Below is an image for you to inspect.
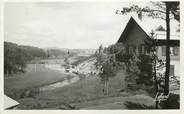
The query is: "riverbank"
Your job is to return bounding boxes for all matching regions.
[18,69,128,109]
[4,64,69,99]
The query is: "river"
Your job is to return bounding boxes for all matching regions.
[39,64,80,91]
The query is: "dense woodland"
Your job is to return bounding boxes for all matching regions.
[4,42,47,75]
[4,41,90,76]
[4,42,76,76]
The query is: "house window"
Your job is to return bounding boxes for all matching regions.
[162,46,166,56]
[126,45,136,54]
[130,46,136,54]
[138,44,145,54]
[170,65,175,76]
[173,47,179,56]
[170,47,174,56]
[142,45,145,54]
[146,47,151,54]
[162,46,179,56]
[129,46,133,54]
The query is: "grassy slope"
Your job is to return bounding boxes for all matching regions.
[4,64,67,99]
[75,94,154,109]
[12,69,126,109]
[21,70,127,109]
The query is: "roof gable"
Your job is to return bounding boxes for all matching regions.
[117,16,180,44]
[117,17,151,43]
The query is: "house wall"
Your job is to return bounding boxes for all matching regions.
[170,60,180,77]
[157,46,180,76]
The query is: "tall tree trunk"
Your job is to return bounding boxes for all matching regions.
[153,43,158,93]
[164,3,170,95]
[153,54,158,109]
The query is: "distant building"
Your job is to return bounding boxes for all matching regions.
[116,17,180,77]
[4,95,19,109]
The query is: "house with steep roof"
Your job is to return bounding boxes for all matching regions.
[116,17,180,77]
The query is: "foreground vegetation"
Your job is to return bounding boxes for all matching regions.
[5,65,155,109]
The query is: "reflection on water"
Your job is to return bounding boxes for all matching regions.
[40,76,80,91]
[39,64,80,91]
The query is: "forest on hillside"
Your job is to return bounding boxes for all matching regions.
[4,41,92,76]
[4,42,48,75]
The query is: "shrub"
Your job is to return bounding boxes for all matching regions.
[159,93,180,109]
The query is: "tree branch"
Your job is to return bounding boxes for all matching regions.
[151,9,166,14]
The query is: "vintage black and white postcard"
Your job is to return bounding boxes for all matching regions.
[0,0,183,113]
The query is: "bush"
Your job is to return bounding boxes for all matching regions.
[124,101,155,109]
[159,93,180,109]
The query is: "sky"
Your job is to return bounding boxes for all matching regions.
[4,2,179,49]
